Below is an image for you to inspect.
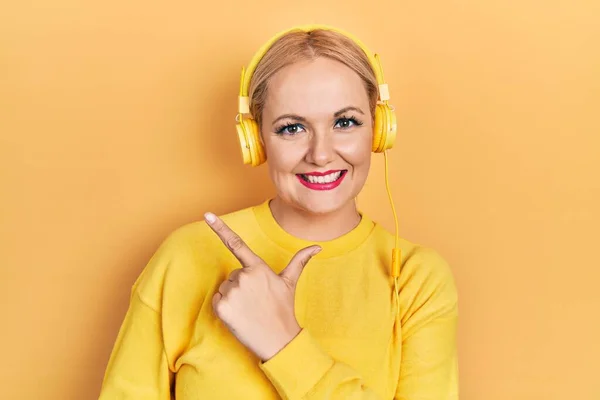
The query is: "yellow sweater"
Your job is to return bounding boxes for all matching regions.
[99,200,459,399]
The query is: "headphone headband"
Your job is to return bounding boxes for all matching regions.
[238,24,390,115]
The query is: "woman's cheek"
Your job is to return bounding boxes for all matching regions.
[339,137,372,168]
[269,141,306,169]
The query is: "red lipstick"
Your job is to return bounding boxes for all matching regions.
[296,170,347,191]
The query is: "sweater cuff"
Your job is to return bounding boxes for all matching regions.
[259,329,334,399]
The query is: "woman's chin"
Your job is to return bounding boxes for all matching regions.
[274,180,361,216]
[294,193,355,216]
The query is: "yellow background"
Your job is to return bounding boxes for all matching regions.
[1,0,599,399]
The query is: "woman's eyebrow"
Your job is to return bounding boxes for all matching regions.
[272,114,307,125]
[334,106,364,117]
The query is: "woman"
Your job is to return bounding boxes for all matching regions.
[99,25,459,399]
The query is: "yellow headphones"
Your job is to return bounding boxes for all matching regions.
[235,24,397,167]
[235,24,402,289]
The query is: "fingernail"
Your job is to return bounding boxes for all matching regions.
[312,246,322,255]
[204,212,217,224]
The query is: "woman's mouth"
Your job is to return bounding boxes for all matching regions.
[296,170,348,191]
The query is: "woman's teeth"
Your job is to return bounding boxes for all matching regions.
[301,171,343,184]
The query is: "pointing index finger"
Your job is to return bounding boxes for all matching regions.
[204,212,263,268]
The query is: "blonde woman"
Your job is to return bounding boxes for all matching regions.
[99,25,459,399]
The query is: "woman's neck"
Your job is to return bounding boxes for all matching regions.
[268,197,362,242]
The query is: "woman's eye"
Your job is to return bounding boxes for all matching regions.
[276,123,305,135]
[334,117,361,129]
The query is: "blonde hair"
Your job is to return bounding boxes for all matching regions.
[248,29,379,128]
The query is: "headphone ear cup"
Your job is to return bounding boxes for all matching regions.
[372,104,397,153]
[236,118,266,166]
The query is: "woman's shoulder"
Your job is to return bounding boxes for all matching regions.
[367,217,459,329]
[130,203,261,308]
[393,238,459,321]
[369,220,456,291]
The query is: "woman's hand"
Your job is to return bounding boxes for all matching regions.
[204,212,321,362]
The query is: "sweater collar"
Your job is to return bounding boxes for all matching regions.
[252,199,375,258]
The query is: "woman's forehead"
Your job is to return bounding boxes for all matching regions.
[264,58,369,117]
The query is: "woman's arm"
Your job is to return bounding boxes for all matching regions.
[259,328,384,399]
[260,249,459,400]
[394,313,459,399]
[394,249,459,399]
[259,311,457,400]
[98,232,183,399]
[99,291,173,399]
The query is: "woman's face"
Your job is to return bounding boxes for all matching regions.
[260,57,373,216]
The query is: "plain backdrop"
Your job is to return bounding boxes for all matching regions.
[1,0,599,399]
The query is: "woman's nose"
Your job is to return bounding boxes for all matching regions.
[305,132,335,167]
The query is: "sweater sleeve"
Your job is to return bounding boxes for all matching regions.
[98,292,173,399]
[98,233,180,400]
[259,328,382,399]
[259,248,459,400]
[395,248,459,399]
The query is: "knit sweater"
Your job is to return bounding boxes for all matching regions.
[99,200,459,399]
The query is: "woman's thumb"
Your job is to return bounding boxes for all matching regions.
[279,245,322,288]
